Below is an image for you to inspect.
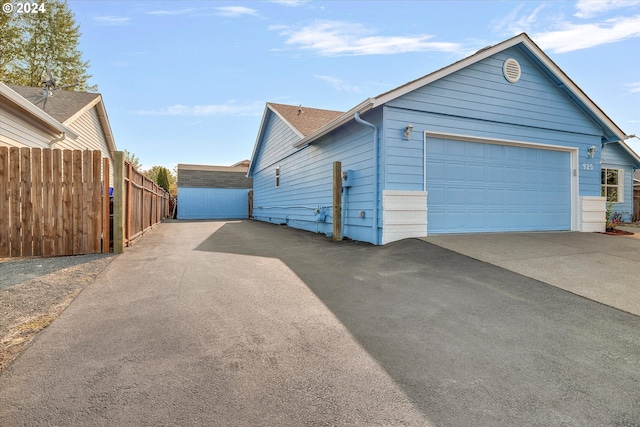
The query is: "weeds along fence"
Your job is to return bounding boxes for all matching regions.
[0,147,110,258]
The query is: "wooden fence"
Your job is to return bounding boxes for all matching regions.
[0,147,109,258]
[634,187,640,222]
[123,159,170,246]
[0,148,170,259]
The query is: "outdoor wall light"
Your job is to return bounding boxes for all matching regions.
[587,145,596,158]
[404,124,414,140]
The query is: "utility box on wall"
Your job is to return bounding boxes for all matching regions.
[342,169,354,187]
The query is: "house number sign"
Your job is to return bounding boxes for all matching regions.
[582,163,594,170]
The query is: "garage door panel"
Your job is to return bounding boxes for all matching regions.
[427,138,571,234]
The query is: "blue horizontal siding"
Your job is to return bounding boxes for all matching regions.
[178,187,249,219]
[252,110,301,173]
[252,110,381,244]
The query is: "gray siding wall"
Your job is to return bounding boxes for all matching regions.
[179,169,253,189]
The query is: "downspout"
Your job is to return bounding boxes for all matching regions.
[49,133,66,149]
[354,112,379,242]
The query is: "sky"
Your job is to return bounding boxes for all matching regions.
[65,0,640,171]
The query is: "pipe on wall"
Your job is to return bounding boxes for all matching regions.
[354,112,379,240]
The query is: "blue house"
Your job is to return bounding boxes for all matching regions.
[248,33,640,245]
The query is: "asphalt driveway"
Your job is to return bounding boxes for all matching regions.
[0,220,638,426]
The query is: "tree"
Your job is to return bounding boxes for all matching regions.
[1,0,96,91]
[123,150,142,170]
[156,168,170,193]
[145,166,176,195]
[0,11,20,82]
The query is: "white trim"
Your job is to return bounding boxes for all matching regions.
[424,130,579,232]
[293,98,374,148]
[267,103,305,140]
[424,131,575,152]
[286,33,625,152]
[0,82,78,140]
[381,190,427,244]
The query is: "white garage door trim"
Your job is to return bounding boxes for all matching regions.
[423,131,579,232]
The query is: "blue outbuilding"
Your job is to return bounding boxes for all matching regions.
[177,161,252,220]
[247,33,640,245]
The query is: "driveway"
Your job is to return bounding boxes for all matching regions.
[423,230,640,316]
[0,220,639,426]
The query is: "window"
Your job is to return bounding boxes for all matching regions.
[275,166,280,188]
[601,168,624,202]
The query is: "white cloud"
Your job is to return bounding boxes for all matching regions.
[491,4,546,35]
[314,75,361,93]
[272,20,462,56]
[215,6,259,17]
[575,0,640,18]
[147,6,258,17]
[626,82,640,94]
[93,15,130,26]
[532,15,640,53]
[135,101,263,117]
[147,8,201,16]
[270,0,309,6]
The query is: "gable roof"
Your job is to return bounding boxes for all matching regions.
[0,82,77,139]
[268,102,343,138]
[247,102,343,175]
[7,84,117,152]
[292,32,629,149]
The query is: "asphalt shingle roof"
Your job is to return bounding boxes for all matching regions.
[8,85,100,124]
[268,102,343,137]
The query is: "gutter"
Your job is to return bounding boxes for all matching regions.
[354,112,379,242]
[293,98,375,149]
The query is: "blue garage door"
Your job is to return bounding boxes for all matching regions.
[426,138,571,234]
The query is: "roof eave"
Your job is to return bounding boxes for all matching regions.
[247,104,273,177]
[292,98,375,148]
[0,82,78,140]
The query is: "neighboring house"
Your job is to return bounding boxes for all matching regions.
[177,161,253,220]
[248,33,640,245]
[0,82,117,180]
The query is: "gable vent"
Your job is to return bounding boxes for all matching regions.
[503,58,521,83]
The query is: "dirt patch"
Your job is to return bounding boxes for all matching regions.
[0,255,115,373]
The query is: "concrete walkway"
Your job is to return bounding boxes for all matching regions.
[423,230,640,316]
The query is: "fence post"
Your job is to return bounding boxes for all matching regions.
[112,151,125,253]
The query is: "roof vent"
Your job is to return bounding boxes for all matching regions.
[503,58,521,83]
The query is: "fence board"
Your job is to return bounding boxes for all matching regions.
[32,148,43,256]
[102,158,110,253]
[72,150,82,254]
[43,149,54,257]
[53,149,64,256]
[82,150,91,254]
[62,150,73,256]
[10,148,20,257]
[92,151,102,253]
[20,148,33,257]
[0,147,9,257]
